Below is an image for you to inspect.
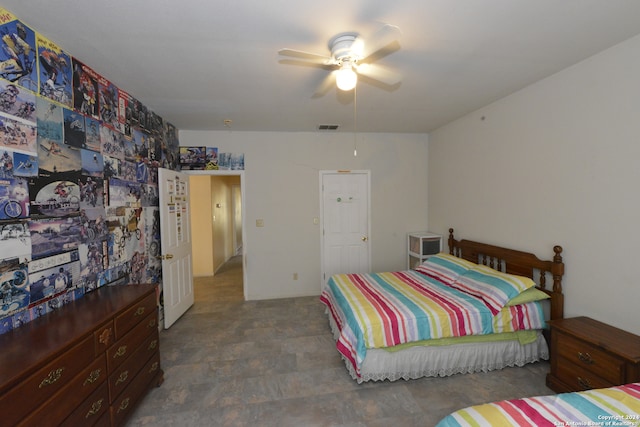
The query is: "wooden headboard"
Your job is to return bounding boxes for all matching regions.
[448,228,565,320]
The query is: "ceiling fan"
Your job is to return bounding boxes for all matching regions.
[278,24,402,95]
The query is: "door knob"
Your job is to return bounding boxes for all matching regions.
[162,254,174,260]
[361,236,368,242]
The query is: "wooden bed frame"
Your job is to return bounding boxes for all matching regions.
[447,228,565,320]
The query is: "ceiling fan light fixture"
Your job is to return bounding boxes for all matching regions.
[278,24,401,95]
[336,65,357,91]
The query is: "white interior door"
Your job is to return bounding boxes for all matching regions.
[158,168,194,328]
[320,170,371,289]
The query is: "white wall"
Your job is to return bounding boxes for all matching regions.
[428,34,640,335]
[179,131,429,299]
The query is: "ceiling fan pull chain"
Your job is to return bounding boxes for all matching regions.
[353,85,358,157]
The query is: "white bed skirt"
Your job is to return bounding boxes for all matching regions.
[327,311,549,383]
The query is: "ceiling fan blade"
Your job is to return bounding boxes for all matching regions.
[312,72,337,98]
[278,59,335,72]
[354,24,401,61]
[354,63,402,86]
[278,48,333,65]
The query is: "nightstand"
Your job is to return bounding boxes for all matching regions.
[546,316,640,393]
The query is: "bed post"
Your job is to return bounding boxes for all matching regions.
[550,245,564,320]
[448,228,455,255]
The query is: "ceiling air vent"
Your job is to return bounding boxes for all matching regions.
[317,124,339,131]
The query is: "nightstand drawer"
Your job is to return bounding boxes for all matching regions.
[547,317,640,393]
[555,355,615,390]
[556,332,625,384]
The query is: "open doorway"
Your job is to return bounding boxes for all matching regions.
[187,171,246,300]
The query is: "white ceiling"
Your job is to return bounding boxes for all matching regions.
[4,0,640,133]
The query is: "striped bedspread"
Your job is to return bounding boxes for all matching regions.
[319,270,546,377]
[436,382,640,426]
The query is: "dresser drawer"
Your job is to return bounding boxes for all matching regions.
[61,381,111,427]
[93,410,112,427]
[114,292,157,339]
[135,329,161,372]
[107,311,158,372]
[555,355,615,390]
[111,352,161,426]
[18,354,107,427]
[556,331,625,384]
[0,335,95,427]
[94,321,115,356]
[108,329,159,401]
[0,285,160,427]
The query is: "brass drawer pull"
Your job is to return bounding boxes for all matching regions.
[85,398,104,418]
[148,318,156,328]
[117,397,130,413]
[115,370,129,386]
[577,376,593,389]
[39,367,65,388]
[148,339,158,350]
[83,368,102,386]
[98,328,112,346]
[577,351,594,365]
[135,307,146,316]
[113,345,127,358]
[149,362,159,373]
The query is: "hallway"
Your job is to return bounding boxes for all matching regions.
[193,255,244,304]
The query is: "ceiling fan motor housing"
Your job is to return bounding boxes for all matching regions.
[329,33,360,65]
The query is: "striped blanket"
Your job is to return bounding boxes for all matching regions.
[436,382,640,426]
[320,270,546,377]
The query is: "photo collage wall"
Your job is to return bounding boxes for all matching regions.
[0,8,180,333]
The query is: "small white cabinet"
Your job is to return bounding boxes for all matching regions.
[407,232,442,269]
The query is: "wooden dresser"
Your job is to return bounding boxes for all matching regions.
[0,284,163,427]
[546,316,640,393]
